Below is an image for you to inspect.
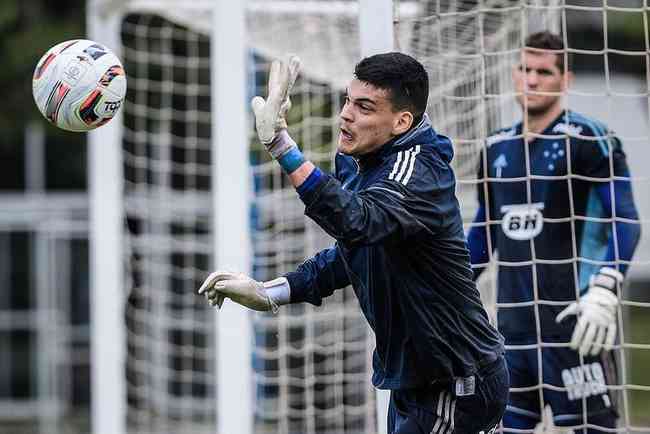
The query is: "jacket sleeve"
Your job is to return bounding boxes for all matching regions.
[596,176,641,275]
[298,149,457,247]
[284,244,350,306]
[573,127,642,274]
[467,205,491,281]
[466,149,494,280]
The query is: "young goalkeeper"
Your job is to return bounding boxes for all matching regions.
[467,31,641,433]
[199,52,509,434]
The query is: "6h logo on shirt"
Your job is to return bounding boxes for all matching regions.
[500,203,545,240]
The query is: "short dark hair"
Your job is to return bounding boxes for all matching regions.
[354,52,429,118]
[524,31,570,72]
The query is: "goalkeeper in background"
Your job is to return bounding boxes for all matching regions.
[200,52,509,433]
[467,31,641,433]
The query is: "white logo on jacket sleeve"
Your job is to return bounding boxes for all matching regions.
[486,128,516,146]
[389,145,421,185]
[552,123,583,137]
[500,203,544,240]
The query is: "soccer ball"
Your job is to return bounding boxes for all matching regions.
[32,39,127,132]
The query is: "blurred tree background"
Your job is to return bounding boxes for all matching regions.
[0,0,86,191]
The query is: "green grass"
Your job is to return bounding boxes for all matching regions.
[624,305,650,427]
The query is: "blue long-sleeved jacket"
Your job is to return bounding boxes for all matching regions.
[467,110,641,342]
[285,115,504,390]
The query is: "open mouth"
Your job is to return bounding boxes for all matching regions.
[340,127,353,142]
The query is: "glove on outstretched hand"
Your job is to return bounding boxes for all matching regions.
[198,271,279,313]
[556,267,622,356]
[251,55,301,158]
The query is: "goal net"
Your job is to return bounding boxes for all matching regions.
[89,0,650,433]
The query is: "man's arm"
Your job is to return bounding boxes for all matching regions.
[285,244,351,306]
[198,245,350,311]
[293,157,450,246]
[555,131,641,355]
[595,179,641,274]
[467,204,492,281]
[466,149,493,281]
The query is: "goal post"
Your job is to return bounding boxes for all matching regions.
[357,2,394,433]
[210,2,252,434]
[87,3,126,434]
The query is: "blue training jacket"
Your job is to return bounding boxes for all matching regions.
[285,115,504,390]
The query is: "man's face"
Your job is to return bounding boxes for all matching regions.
[513,50,567,116]
[338,79,407,156]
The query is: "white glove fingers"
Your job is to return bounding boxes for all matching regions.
[557,268,622,356]
[198,271,224,294]
[202,287,217,300]
[205,288,223,304]
[207,292,225,308]
[214,279,249,297]
[267,60,287,112]
[251,96,266,115]
[569,317,587,351]
[556,303,578,324]
[590,325,607,356]
[198,270,239,294]
[604,323,617,352]
[580,322,598,356]
[270,56,300,112]
[268,59,282,95]
[285,55,301,94]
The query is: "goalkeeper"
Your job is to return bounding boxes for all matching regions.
[467,31,641,433]
[200,52,509,434]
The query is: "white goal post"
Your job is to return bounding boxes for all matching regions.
[87,3,126,434]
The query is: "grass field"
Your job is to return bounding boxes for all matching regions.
[625,305,650,429]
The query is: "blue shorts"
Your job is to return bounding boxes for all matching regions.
[503,343,618,433]
[387,356,509,434]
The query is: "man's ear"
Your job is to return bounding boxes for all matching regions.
[393,111,414,136]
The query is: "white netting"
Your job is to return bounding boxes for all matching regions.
[400,1,650,432]
[118,3,374,433]
[120,13,215,433]
[104,0,650,433]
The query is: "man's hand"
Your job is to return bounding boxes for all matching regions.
[198,271,278,313]
[251,55,301,154]
[533,405,572,434]
[556,267,622,356]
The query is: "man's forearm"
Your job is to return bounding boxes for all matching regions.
[270,130,325,194]
[289,161,316,187]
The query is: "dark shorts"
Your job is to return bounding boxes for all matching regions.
[503,344,618,433]
[387,355,509,434]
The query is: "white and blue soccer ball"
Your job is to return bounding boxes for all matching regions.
[32,39,127,132]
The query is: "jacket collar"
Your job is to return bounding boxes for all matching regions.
[355,114,440,171]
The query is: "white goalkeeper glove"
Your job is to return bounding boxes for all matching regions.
[533,405,573,434]
[533,406,556,434]
[555,267,622,356]
[198,271,289,314]
[251,55,301,157]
